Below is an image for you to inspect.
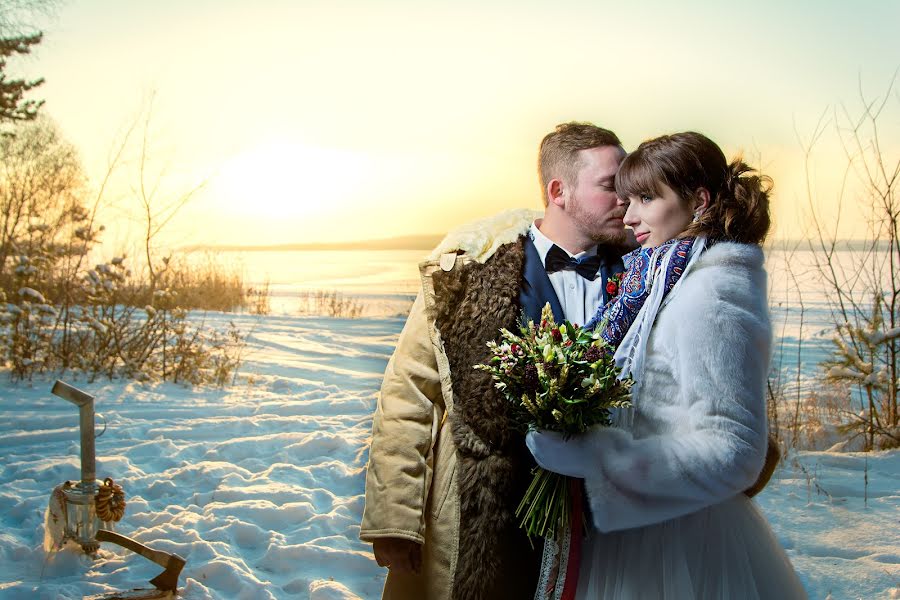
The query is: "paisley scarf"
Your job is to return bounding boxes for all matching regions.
[586,237,697,350]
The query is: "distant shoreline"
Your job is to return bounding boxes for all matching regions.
[180,237,893,253]
[764,239,897,252]
[180,234,444,252]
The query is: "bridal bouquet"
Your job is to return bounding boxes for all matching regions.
[475,303,632,539]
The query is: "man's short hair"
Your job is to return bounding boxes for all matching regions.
[538,122,622,206]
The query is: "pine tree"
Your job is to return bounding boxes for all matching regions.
[0,30,43,122]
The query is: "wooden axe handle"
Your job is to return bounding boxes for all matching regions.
[96,529,181,569]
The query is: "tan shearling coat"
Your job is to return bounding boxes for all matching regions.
[360,209,543,600]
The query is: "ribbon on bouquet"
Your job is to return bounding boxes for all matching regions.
[535,478,585,600]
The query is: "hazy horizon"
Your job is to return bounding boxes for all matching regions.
[180,235,900,253]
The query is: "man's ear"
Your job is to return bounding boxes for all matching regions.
[547,179,566,208]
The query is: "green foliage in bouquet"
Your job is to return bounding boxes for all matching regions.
[475,302,632,539]
[476,302,632,435]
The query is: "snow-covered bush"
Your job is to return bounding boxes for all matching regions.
[0,119,250,385]
[821,296,900,449]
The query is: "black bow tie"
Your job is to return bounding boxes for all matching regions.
[544,244,604,279]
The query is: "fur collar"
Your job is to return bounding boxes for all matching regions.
[428,208,541,263]
[694,241,764,272]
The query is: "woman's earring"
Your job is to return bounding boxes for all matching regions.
[692,211,701,223]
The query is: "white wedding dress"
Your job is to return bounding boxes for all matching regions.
[534,243,808,599]
[575,494,806,599]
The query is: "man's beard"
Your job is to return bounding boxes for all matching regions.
[568,197,627,246]
[593,229,628,246]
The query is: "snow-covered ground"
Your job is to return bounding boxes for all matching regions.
[0,312,897,599]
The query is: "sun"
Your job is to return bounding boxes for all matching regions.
[211,140,373,219]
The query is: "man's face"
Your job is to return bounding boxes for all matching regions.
[566,146,627,245]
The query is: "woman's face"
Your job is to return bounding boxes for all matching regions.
[621,182,693,248]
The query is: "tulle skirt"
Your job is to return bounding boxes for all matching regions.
[574,494,807,600]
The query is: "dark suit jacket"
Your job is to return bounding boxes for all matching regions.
[519,236,625,325]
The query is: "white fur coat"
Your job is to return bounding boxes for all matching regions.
[530,241,772,533]
[586,241,770,531]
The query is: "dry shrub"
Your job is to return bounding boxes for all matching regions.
[297,290,364,318]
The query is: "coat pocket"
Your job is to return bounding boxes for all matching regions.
[428,423,457,520]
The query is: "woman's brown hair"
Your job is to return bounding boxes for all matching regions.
[615,132,772,245]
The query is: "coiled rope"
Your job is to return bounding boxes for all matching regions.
[95,477,126,522]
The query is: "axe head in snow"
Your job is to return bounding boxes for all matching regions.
[96,529,185,592]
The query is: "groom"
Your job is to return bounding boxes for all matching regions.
[360,122,631,599]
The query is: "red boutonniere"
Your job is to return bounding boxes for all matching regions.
[606,272,625,297]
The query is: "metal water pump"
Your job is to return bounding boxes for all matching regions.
[48,381,185,598]
[51,380,105,553]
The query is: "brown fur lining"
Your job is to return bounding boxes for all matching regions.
[431,237,542,600]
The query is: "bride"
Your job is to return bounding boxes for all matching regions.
[527,131,807,599]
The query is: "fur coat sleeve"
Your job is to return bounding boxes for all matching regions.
[581,242,772,532]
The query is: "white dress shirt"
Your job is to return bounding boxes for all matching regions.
[529,222,606,326]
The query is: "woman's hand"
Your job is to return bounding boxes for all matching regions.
[526,429,592,478]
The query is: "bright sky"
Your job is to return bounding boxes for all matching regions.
[18,0,900,248]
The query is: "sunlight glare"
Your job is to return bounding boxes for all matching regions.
[212,141,373,219]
